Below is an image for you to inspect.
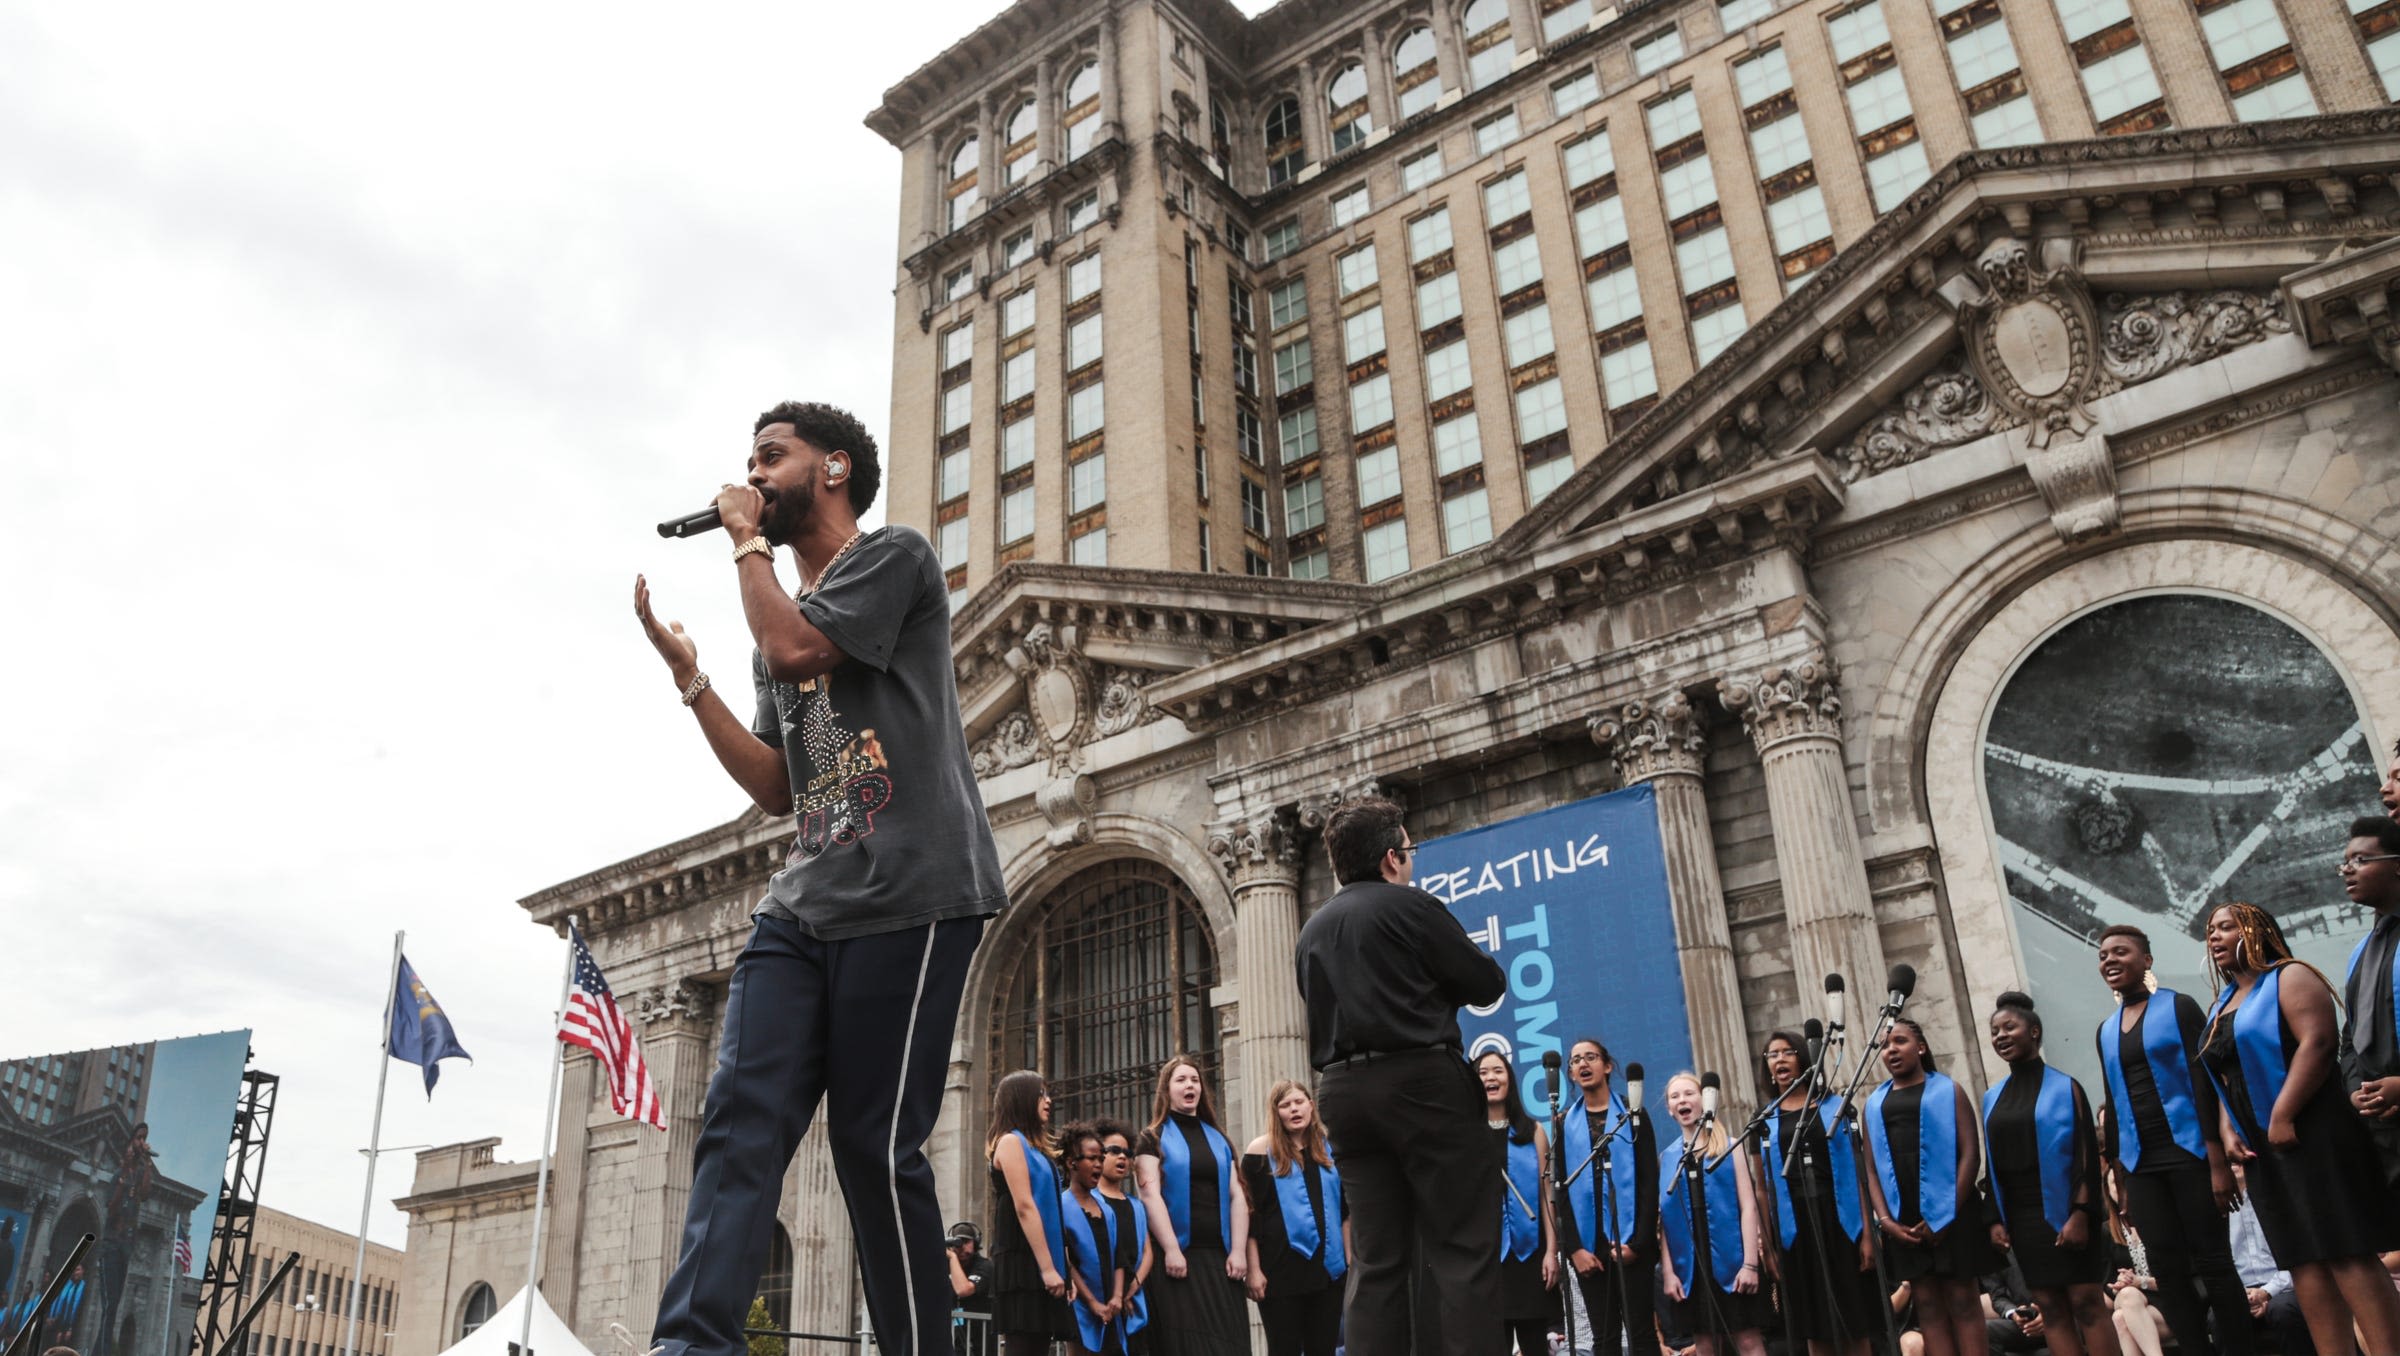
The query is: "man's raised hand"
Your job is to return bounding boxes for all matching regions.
[634,575,699,684]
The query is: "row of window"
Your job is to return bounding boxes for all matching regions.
[943,60,1103,233]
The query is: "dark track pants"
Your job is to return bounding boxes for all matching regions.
[1318,1048,1504,1356]
[2122,1164,2252,1356]
[652,912,985,1356]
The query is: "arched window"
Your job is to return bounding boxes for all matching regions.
[1003,97,1040,186]
[1394,26,1444,120]
[946,135,980,233]
[992,859,1221,1127]
[1063,60,1103,160]
[1328,63,1372,153]
[756,1224,794,1330]
[1978,593,2382,1089]
[457,1284,497,1340]
[1463,0,1515,90]
[1263,95,1304,188]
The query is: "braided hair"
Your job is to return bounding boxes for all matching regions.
[2200,900,2341,1048]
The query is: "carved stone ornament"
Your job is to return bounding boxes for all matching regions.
[1206,808,1303,884]
[970,710,1042,779]
[1833,364,2007,483]
[2024,430,2121,541]
[969,619,1162,781]
[1959,236,2100,449]
[2099,289,2291,383]
[635,978,714,1028]
[1035,772,1098,847]
[1589,691,1708,782]
[1718,649,1844,751]
[1293,777,1403,831]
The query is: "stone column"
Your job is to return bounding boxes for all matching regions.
[1363,22,1399,135]
[977,91,1003,209]
[1719,650,1888,1031]
[1035,54,1059,177]
[630,978,720,1323]
[1508,0,1546,54]
[785,1130,856,1336]
[1208,808,1308,1130]
[1590,691,1755,1114]
[1431,11,1468,101]
[1296,56,1330,168]
[1099,8,1124,143]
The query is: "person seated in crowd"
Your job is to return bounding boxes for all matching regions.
[1982,1262,2047,1356]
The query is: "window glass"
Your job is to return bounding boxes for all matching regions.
[1285,475,1325,532]
[1692,303,1747,364]
[942,322,974,371]
[1526,453,1576,503]
[1069,314,1104,369]
[1402,147,1447,191]
[1971,95,2043,146]
[1442,487,1494,552]
[1069,381,1105,440]
[1600,341,1659,406]
[1003,348,1036,402]
[1002,230,1035,270]
[1644,90,1703,146]
[2231,74,2316,121]
[1865,141,1931,211]
[1587,267,1644,331]
[1844,66,1914,132]
[1417,271,1463,329]
[1290,547,1330,579]
[1720,0,1776,29]
[1071,452,1107,511]
[1067,254,1101,301]
[2079,46,2163,121]
[1767,186,1832,253]
[1265,97,1305,186]
[1553,70,1601,116]
[1330,64,1374,151]
[1003,415,1035,471]
[1265,219,1302,260]
[1433,411,1484,473]
[1827,1,1891,62]
[1504,303,1555,366]
[1338,245,1379,295]
[1001,485,1034,544]
[1331,185,1371,227]
[944,265,974,301]
[1735,47,1792,106]
[1546,0,1596,41]
[1409,209,1453,262]
[1748,114,1813,178]
[1674,227,1736,292]
[1632,27,1685,74]
[1274,339,1314,394]
[1475,108,1523,155]
[1574,194,1629,257]
[1279,406,1321,460]
[1564,131,1615,188]
[1483,171,1532,225]
[1658,154,1718,218]
[1070,527,1108,565]
[1363,518,1411,581]
[1492,235,1543,294]
[941,449,971,502]
[1395,26,1444,118]
[1423,339,1472,400]
[942,382,973,434]
[1343,305,1387,362]
[1514,376,1567,442]
[1065,193,1100,233]
[1349,372,1395,430]
[1003,290,1037,336]
[1242,477,1270,533]
[1357,445,1403,504]
[1948,19,2020,86]
[1270,277,1308,328]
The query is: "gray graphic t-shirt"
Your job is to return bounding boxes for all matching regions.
[748,525,1007,938]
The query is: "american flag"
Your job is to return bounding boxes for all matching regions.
[172,1215,191,1272]
[559,923,666,1130]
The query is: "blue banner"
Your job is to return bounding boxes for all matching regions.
[1417,784,1691,1115]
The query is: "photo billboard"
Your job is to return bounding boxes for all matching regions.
[0,1030,252,1356]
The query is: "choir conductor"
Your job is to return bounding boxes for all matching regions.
[1294,798,1507,1355]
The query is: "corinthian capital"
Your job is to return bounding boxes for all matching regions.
[1719,649,1845,750]
[635,978,716,1031]
[1590,691,1707,782]
[1206,809,1302,886]
[1293,777,1403,832]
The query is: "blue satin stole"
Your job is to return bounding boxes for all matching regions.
[1981,1062,2078,1233]
[2097,989,2207,1169]
[1865,1072,1960,1230]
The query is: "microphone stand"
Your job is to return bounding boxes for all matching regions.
[1548,1070,1582,1356]
[1826,1003,1909,1356]
[1783,1041,1869,1356]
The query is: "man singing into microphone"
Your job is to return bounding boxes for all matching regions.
[632,402,1007,1356]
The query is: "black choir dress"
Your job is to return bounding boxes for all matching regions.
[1771,1102,1882,1343]
[1982,1066,2107,1289]
[2200,1000,2400,1265]
[1238,1151,1344,1356]
[1138,1115,1248,1356]
[1104,1191,1147,1356]
[1877,1082,1996,1283]
[1661,1139,1774,1335]
[987,1161,1075,1338]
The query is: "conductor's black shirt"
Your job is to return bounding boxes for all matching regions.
[1294,877,1506,1069]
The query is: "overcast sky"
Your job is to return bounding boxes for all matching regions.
[0,1,1270,1255]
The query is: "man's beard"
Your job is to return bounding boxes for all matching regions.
[760,480,814,545]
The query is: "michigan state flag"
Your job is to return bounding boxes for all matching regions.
[390,956,472,1095]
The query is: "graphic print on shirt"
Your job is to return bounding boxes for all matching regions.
[772,673,893,859]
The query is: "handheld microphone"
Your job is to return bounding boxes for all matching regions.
[1824,973,1847,1039]
[1624,1062,1646,1116]
[657,505,723,539]
[1881,963,1919,1017]
[1543,1049,1563,1105]
[1699,1071,1721,1124]
[1803,1017,1825,1067]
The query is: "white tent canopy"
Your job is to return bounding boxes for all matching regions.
[437,1288,598,1356]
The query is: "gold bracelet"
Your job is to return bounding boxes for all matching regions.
[732,536,775,565]
[679,671,711,706]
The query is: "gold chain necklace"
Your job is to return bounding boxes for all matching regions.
[797,529,866,599]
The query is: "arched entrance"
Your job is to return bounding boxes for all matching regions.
[1978,591,2381,1085]
[991,859,1221,1127]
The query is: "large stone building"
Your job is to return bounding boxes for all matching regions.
[401,0,2400,1345]
[234,1207,402,1356]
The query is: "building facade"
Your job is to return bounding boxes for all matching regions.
[402,0,2400,1347]
[234,1207,402,1356]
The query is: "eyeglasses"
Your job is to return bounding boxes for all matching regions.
[1101,1146,1129,1157]
[1567,1053,1604,1066]
[1391,843,1416,859]
[2340,853,2400,871]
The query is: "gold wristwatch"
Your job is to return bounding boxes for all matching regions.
[732,536,775,564]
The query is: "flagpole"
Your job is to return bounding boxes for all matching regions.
[520,919,576,1354]
[342,931,403,1356]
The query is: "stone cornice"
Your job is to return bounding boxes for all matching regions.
[1504,112,2400,558]
[867,0,1133,147]
[901,136,1130,285]
[1143,454,1843,732]
[518,806,785,938]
